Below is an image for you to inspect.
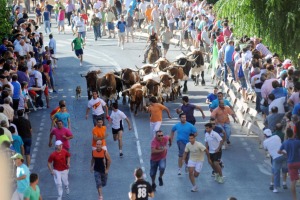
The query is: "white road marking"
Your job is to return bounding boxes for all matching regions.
[256,164,272,176]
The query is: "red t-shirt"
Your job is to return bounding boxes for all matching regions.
[43,64,50,73]
[48,149,71,171]
[50,127,73,150]
[151,136,169,161]
[216,35,224,43]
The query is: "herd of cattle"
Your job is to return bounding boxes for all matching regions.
[81,50,208,115]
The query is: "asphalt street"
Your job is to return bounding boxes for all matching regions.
[27,23,293,200]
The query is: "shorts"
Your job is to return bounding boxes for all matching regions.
[126,27,133,34]
[288,162,300,181]
[118,32,126,38]
[75,49,83,57]
[94,171,108,188]
[190,30,197,40]
[187,160,203,173]
[107,22,114,30]
[79,31,86,38]
[239,77,247,89]
[177,140,187,157]
[150,121,162,137]
[58,20,65,26]
[23,137,32,155]
[209,151,222,162]
[112,123,123,135]
[150,159,166,177]
[162,43,169,50]
[44,86,49,96]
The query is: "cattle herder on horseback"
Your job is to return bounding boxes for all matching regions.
[142,28,162,63]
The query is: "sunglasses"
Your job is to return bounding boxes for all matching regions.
[157,135,163,137]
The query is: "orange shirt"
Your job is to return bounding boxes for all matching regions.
[149,103,167,122]
[92,126,106,147]
[211,106,233,124]
[145,8,153,21]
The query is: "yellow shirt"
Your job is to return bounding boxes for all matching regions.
[185,141,206,162]
[105,11,115,23]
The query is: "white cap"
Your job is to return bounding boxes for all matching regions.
[282,59,292,65]
[263,129,272,137]
[55,140,63,146]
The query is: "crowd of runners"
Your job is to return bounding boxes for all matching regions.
[1,0,300,200]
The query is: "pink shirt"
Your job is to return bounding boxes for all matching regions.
[58,10,65,21]
[289,92,300,105]
[151,136,169,161]
[50,127,73,150]
[261,78,277,99]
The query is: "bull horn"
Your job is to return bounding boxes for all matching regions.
[99,86,106,89]
[114,74,122,79]
[181,52,186,55]
[80,74,86,77]
[187,55,199,62]
[135,65,141,70]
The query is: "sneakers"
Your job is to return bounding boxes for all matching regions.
[80,62,82,67]
[227,140,231,145]
[65,186,70,195]
[283,184,288,189]
[222,144,226,150]
[269,184,274,190]
[217,176,224,184]
[119,152,123,157]
[37,106,43,110]
[211,171,215,177]
[191,185,198,192]
[214,173,219,181]
[178,168,182,175]
[273,188,278,193]
[158,177,163,186]
[151,183,156,192]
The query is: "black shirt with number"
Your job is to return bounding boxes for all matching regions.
[130,179,152,200]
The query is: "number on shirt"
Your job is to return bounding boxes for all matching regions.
[137,187,147,198]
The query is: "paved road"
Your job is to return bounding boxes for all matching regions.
[27,24,292,200]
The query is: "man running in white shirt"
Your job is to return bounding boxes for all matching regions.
[110,103,131,157]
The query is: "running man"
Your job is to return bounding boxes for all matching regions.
[182,133,210,192]
[150,130,171,191]
[71,32,84,66]
[170,113,197,175]
[91,139,111,200]
[176,96,206,125]
[92,119,108,151]
[129,168,154,200]
[86,90,109,126]
[204,123,224,184]
[110,103,131,157]
[144,96,172,137]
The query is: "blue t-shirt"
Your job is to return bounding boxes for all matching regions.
[117,21,126,32]
[206,93,217,103]
[171,122,197,144]
[271,87,288,99]
[292,103,300,115]
[224,45,234,63]
[209,99,232,110]
[280,139,300,163]
[12,135,24,154]
[181,104,196,123]
[11,81,21,99]
[43,11,50,21]
[54,112,70,128]
[16,164,30,193]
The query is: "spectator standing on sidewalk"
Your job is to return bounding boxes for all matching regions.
[57,7,66,34]
[11,153,30,200]
[86,91,109,126]
[90,139,111,200]
[24,173,43,200]
[183,133,210,192]
[110,103,131,157]
[116,15,126,50]
[150,130,171,191]
[47,140,71,200]
[129,167,154,200]
[125,12,134,43]
[170,113,197,175]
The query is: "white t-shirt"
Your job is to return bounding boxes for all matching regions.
[88,98,106,115]
[95,12,102,20]
[93,1,102,10]
[76,20,86,32]
[110,109,127,129]
[268,97,286,114]
[139,2,147,14]
[263,135,282,159]
[205,131,222,153]
[34,71,43,87]
[185,141,206,162]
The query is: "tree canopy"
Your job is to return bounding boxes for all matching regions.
[214,0,300,64]
[1,0,13,41]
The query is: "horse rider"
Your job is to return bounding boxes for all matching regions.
[142,28,162,63]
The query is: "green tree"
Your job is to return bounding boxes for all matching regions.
[214,0,300,63]
[1,0,13,41]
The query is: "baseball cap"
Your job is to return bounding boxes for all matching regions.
[11,153,24,160]
[55,140,63,146]
[263,129,272,137]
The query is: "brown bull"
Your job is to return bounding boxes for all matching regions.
[160,74,173,102]
[81,70,102,100]
[163,66,185,100]
[120,68,140,103]
[155,57,172,71]
[123,83,143,115]
[140,79,162,103]
[96,72,117,105]
[136,64,158,76]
